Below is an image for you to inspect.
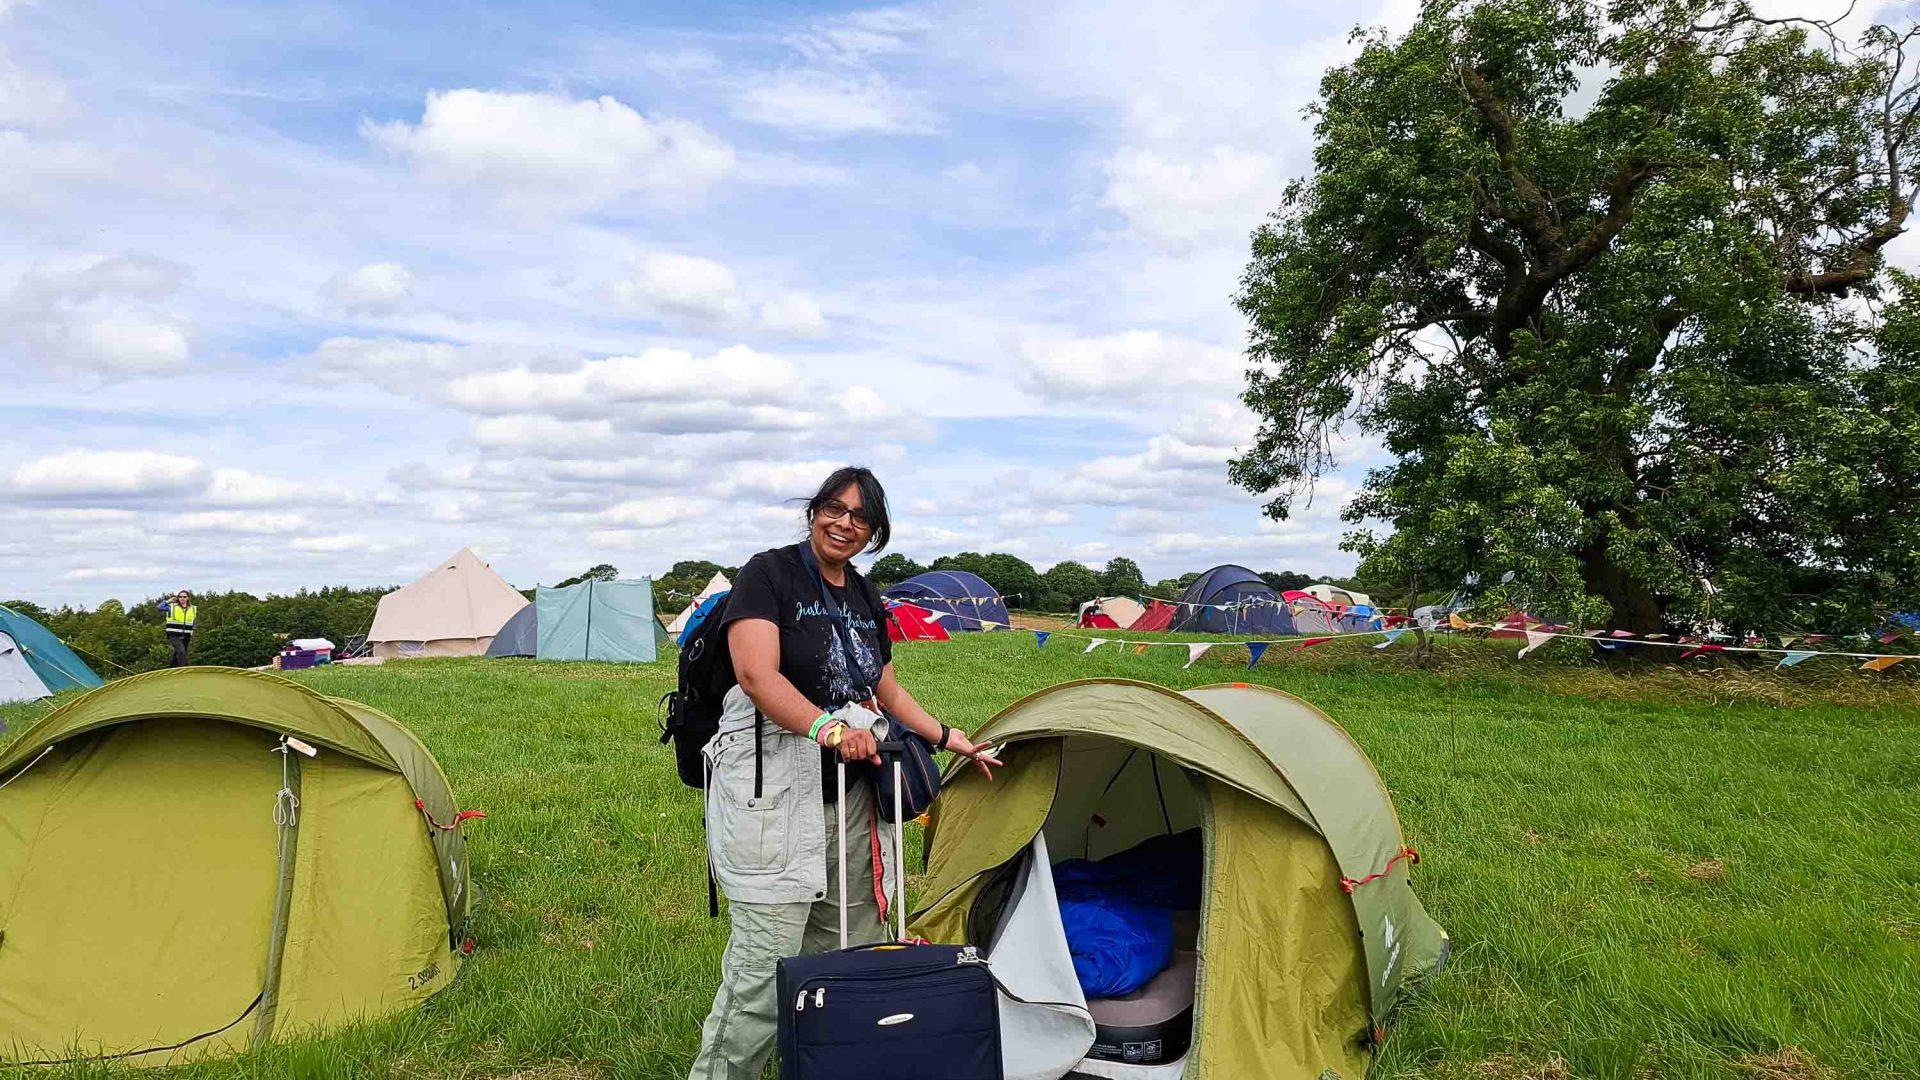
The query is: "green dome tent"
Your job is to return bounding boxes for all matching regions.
[912,679,1447,1080]
[0,668,478,1066]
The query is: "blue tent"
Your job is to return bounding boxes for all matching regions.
[883,570,1010,632]
[535,579,666,662]
[1170,566,1294,635]
[0,604,104,703]
[676,591,728,647]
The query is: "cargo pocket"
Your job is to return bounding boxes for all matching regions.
[709,729,791,876]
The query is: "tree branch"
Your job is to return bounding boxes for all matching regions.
[1458,64,1567,259]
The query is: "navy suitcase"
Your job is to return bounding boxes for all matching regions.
[776,746,1003,1080]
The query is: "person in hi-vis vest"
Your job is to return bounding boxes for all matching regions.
[158,590,196,667]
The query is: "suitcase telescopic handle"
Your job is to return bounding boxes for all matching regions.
[833,749,909,950]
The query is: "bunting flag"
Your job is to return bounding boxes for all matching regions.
[1778,635,1798,649]
[1880,631,1905,645]
[1083,638,1107,654]
[1374,629,1407,649]
[1678,643,1724,660]
[1295,636,1335,651]
[1032,631,1050,648]
[1133,644,1150,655]
[1184,643,1213,669]
[1516,630,1553,658]
[1861,655,1907,672]
[1246,641,1270,669]
[1448,612,1471,630]
[1776,650,1818,668]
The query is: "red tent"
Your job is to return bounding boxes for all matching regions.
[1129,600,1176,633]
[886,600,951,642]
[1079,611,1120,629]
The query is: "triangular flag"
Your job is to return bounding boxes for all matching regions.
[1084,638,1107,654]
[1448,613,1470,630]
[1679,643,1724,660]
[1246,642,1270,668]
[1183,643,1212,668]
[1516,629,1553,658]
[1374,629,1406,650]
[1778,635,1798,649]
[1862,655,1907,672]
[1880,631,1905,645]
[1294,636,1334,650]
[1133,644,1149,655]
[1776,650,1818,668]
[1032,631,1050,649]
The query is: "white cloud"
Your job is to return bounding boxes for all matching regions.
[608,252,747,323]
[323,261,414,313]
[167,510,308,534]
[7,449,207,498]
[2,254,194,376]
[471,415,616,450]
[760,292,829,336]
[1000,507,1073,529]
[447,345,807,418]
[364,89,736,211]
[204,468,318,507]
[1022,330,1243,403]
[290,533,380,553]
[732,69,937,137]
[61,566,164,581]
[0,50,73,129]
[1103,146,1283,255]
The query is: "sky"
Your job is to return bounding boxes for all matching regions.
[1,0,1880,607]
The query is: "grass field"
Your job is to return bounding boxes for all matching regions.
[3,631,1917,1080]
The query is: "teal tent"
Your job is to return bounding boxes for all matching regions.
[0,605,105,703]
[534,579,666,662]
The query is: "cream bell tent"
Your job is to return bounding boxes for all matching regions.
[666,572,731,637]
[1306,583,1374,610]
[367,548,529,659]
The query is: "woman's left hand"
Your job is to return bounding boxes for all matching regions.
[944,730,1002,780]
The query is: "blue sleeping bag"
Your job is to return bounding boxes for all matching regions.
[1052,829,1202,998]
[1058,897,1171,998]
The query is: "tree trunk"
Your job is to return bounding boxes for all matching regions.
[1579,540,1665,635]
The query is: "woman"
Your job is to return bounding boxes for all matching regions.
[689,466,1001,1080]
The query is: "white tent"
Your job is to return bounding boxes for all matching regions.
[665,571,731,636]
[0,631,51,704]
[1078,596,1144,629]
[367,548,530,659]
[1305,583,1373,609]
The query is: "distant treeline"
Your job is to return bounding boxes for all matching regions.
[8,555,1366,675]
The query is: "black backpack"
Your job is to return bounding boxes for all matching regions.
[658,591,739,788]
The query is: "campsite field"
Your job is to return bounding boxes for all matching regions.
[3,632,1917,1080]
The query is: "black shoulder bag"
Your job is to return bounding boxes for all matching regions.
[799,545,940,823]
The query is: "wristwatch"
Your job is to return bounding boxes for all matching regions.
[938,723,953,751]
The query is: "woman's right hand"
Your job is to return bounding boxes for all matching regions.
[826,723,882,765]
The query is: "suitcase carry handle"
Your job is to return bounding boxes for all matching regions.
[834,747,909,950]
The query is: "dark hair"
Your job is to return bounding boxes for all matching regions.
[805,466,891,553]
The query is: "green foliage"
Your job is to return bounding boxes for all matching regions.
[652,560,737,614]
[1236,0,1920,633]
[867,553,926,589]
[1147,572,1201,600]
[1099,557,1146,598]
[554,564,620,589]
[191,616,285,668]
[1259,570,1315,594]
[1040,561,1103,612]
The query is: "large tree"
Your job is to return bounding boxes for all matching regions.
[1234,0,1920,633]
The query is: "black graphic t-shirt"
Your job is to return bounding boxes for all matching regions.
[720,544,894,802]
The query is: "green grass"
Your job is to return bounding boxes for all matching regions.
[3,633,1917,1079]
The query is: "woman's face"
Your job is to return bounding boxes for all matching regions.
[811,482,872,564]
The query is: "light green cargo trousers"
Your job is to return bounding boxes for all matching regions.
[688,781,889,1080]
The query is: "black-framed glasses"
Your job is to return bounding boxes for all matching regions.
[817,498,874,532]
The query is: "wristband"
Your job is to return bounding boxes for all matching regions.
[807,712,835,741]
[938,723,953,751]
